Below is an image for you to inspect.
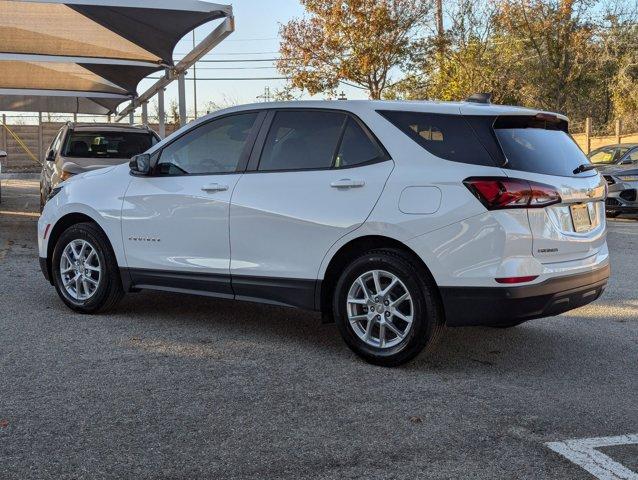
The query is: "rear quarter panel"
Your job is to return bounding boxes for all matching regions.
[318,106,536,287]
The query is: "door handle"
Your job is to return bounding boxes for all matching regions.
[201,183,229,193]
[330,178,365,189]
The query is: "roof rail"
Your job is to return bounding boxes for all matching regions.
[466,93,492,104]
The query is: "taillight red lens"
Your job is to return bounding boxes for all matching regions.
[464,177,561,210]
[495,275,538,284]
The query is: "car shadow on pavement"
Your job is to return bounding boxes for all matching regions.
[108,290,347,358]
[81,288,622,375]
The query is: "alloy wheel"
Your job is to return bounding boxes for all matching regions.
[59,239,101,301]
[346,269,414,349]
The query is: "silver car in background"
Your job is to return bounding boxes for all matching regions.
[40,123,160,209]
[588,143,638,217]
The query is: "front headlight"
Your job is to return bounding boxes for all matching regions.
[47,186,63,201]
[618,175,638,182]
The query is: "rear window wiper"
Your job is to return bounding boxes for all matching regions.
[573,163,597,174]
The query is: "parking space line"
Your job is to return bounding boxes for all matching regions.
[546,434,638,480]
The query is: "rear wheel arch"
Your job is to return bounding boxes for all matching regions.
[319,235,443,322]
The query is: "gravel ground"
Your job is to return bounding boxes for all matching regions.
[1,179,637,479]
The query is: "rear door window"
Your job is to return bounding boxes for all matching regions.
[334,118,386,168]
[378,110,496,166]
[258,111,346,171]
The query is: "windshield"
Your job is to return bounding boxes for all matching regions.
[63,131,157,159]
[589,147,629,165]
[494,120,593,177]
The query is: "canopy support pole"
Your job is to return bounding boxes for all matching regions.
[129,110,134,125]
[115,16,234,123]
[141,102,148,125]
[38,112,43,161]
[178,72,187,127]
[158,88,166,138]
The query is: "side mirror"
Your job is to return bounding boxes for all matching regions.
[621,159,632,165]
[129,153,151,176]
[46,150,56,162]
[0,150,6,159]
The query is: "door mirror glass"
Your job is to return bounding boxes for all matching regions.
[46,149,56,162]
[0,150,6,159]
[130,153,151,175]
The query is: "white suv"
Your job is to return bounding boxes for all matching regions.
[38,100,610,366]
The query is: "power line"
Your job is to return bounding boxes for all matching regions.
[144,76,368,91]
[196,58,295,63]
[174,51,280,56]
[223,37,278,42]
[148,76,290,81]
[187,66,278,70]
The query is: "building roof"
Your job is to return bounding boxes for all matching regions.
[0,0,232,114]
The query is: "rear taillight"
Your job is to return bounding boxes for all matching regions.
[495,275,538,284]
[463,177,561,210]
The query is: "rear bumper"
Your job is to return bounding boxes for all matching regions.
[440,264,610,327]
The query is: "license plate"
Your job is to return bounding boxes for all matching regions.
[571,203,592,232]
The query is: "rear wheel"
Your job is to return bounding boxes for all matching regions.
[51,222,124,313]
[333,249,444,367]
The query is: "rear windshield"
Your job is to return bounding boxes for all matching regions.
[494,117,593,177]
[63,131,157,159]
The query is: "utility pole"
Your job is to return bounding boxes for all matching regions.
[436,0,444,39]
[192,30,198,120]
[435,0,444,64]
[257,86,272,102]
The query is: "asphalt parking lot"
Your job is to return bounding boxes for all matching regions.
[1,178,637,480]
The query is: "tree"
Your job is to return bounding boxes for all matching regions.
[388,0,520,103]
[168,100,180,125]
[278,0,432,99]
[390,0,637,133]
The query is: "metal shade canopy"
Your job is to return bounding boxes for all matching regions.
[0,0,232,114]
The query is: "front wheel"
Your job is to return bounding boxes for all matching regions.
[333,249,444,367]
[51,222,124,313]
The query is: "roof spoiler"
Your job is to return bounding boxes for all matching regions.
[465,93,492,104]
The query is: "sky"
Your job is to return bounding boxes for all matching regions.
[136,0,371,119]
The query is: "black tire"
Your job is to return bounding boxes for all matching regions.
[606,211,620,218]
[332,248,444,367]
[51,222,124,313]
